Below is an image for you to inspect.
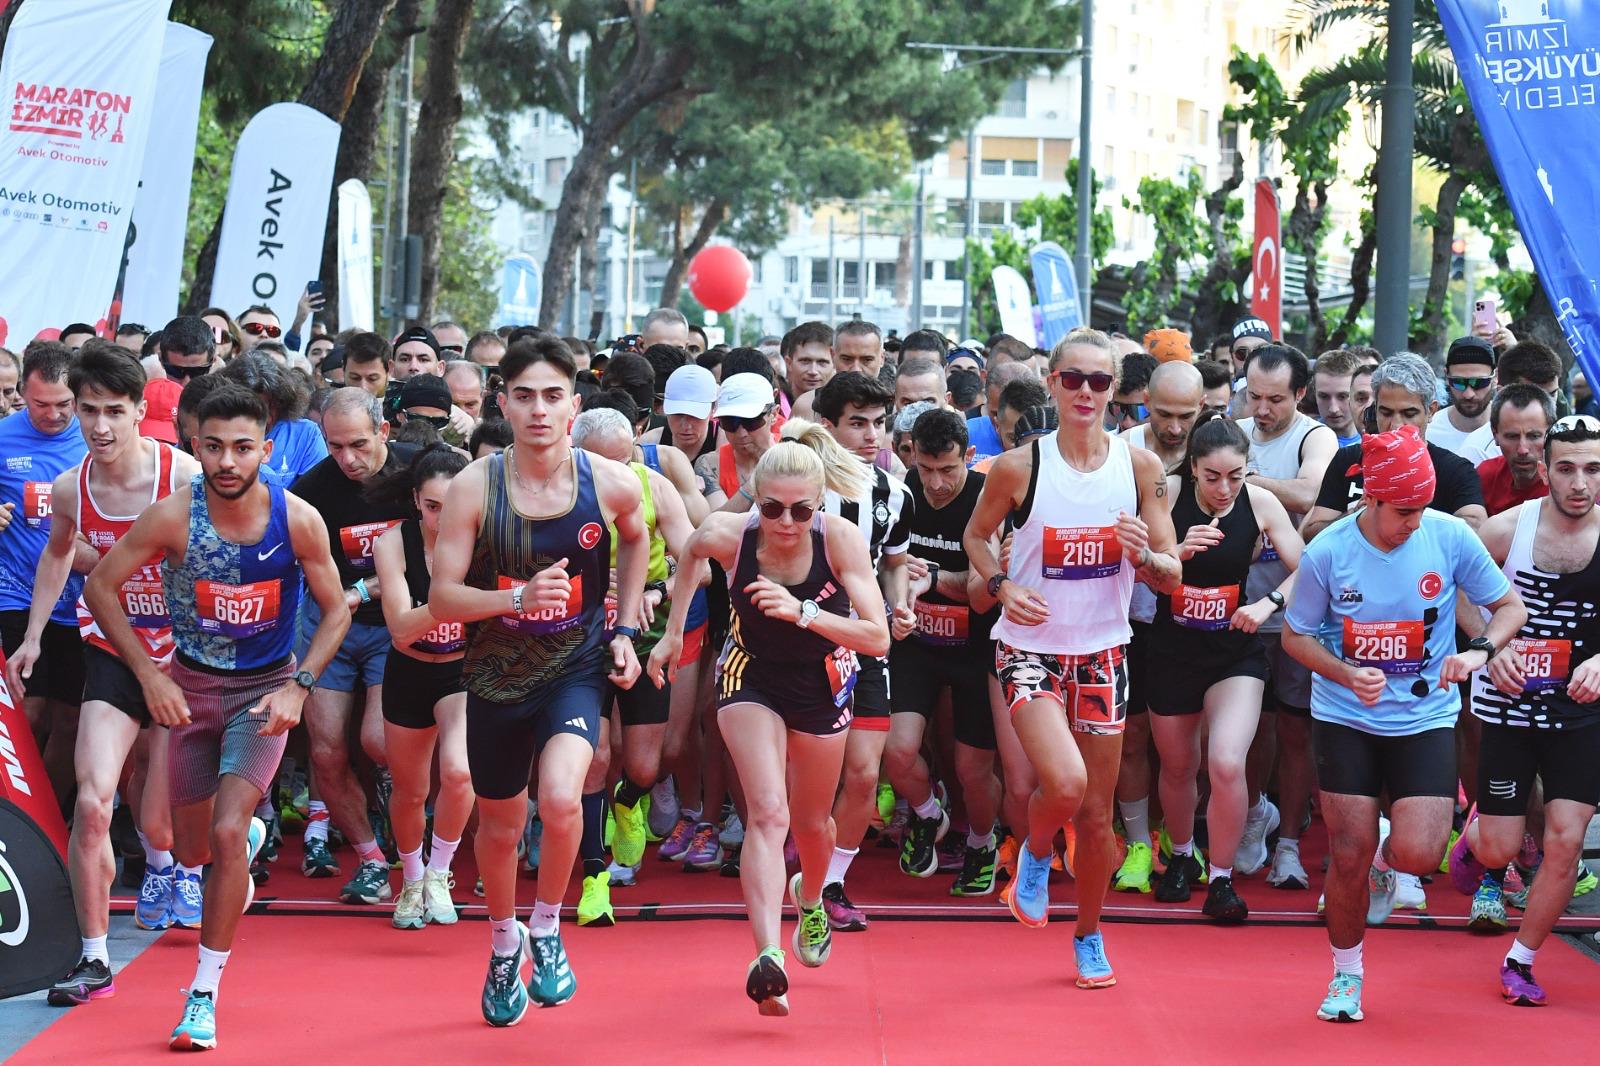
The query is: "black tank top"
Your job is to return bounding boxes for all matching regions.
[401,518,465,655]
[727,511,850,666]
[1156,480,1261,643]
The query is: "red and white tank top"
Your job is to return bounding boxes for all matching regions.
[76,442,179,665]
[992,431,1137,655]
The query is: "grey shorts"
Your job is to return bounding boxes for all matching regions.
[168,654,294,808]
[1261,631,1312,714]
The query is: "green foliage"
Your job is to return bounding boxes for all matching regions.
[181,95,243,304]
[1121,171,1209,330]
[433,158,502,330]
[1491,269,1537,323]
[171,0,329,125]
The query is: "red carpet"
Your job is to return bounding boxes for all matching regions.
[14,915,1600,1064]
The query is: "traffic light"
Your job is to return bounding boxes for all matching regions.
[1451,237,1466,281]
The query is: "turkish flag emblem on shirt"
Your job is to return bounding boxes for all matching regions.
[1252,179,1281,338]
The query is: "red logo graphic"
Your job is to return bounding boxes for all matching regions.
[9,83,132,141]
[577,522,603,550]
[1418,572,1443,600]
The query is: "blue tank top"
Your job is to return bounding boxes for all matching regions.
[463,448,611,703]
[163,474,302,670]
[638,443,708,631]
[0,413,87,622]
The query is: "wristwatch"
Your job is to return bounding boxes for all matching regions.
[1466,635,1497,657]
[797,599,820,629]
[986,573,1008,599]
[613,624,641,642]
[1267,590,1286,612]
[292,670,317,693]
[925,561,940,591]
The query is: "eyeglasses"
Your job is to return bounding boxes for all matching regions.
[757,498,817,523]
[1108,401,1148,421]
[1448,376,1493,391]
[1053,370,1116,392]
[721,408,772,433]
[1551,414,1600,435]
[440,344,464,354]
[241,321,282,338]
[404,412,451,430]
[161,359,213,381]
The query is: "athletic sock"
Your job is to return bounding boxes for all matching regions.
[304,803,330,844]
[426,835,459,874]
[136,829,173,872]
[1506,939,1538,967]
[1246,793,1268,821]
[176,862,204,881]
[400,846,424,883]
[1209,864,1232,882]
[81,935,109,965]
[825,846,858,886]
[968,829,997,851]
[191,945,230,997]
[490,916,522,956]
[354,839,384,865]
[1119,797,1150,846]
[912,793,941,821]
[580,791,606,874]
[529,899,560,938]
[1331,943,1364,978]
[614,773,649,808]
[1171,838,1194,858]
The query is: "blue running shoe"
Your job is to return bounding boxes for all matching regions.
[1073,931,1116,988]
[1316,972,1364,1022]
[1366,864,1396,926]
[1001,838,1050,927]
[170,868,203,929]
[481,927,532,1027]
[135,864,174,930]
[170,989,217,1050]
[529,930,577,1006]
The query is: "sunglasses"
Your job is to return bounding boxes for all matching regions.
[242,321,282,338]
[440,344,464,354]
[161,359,213,381]
[758,498,817,523]
[404,413,451,430]
[1552,414,1600,435]
[1109,401,1148,421]
[1448,376,1492,391]
[1053,370,1116,392]
[721,408,771,433]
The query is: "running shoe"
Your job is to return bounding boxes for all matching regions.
[340,860,393,905]
[135,864,174,930]
[1316,973,1364,1022]
[1394,871,1428,911]
[1002,839,1051,928]
[47,958,114,1006]
[529,930,577,1006]
[1515,833,1542,878]
[1155,851,1206,903]
[1503,864,1526,896]
[578,872,615,927]
[481,926,531,1027]
[951,842,998,897]
[423,869,458,925]
[243,816,266,914]
[682,823,722,871]
[788,873,832,968]
[300,837,340,879]
[936,834,966,873]
[899,808,949,878]
[719,812,745,849]
[876,782,896,824]
[170,868,203,929]
[1574,860,1598,898]
[1267,844,1309,890]
[783,834,800,868]
[821,882,868,931]
[521,813,542,873]
[393,877,426,930]
[1203,876,1248,924]
[1470,875,1509,933]
[473,877,485,898]
[1235,799,1280,877]
[997,833,1020,882]
[659,816,696,862]
[170,989,218,1050]
[720,845,742,878]
[1440,827,1459,874]
[1449,820,1487,895]
[648,777,679,839]
[1072,931,1116,989]
[746,947,790,1017]
[1055,823,1076,877]
[259,807,280,863]
[1366,864,1397,926]
[882,802,909,848]
[374,768,396,860]
[611,783,648,868]
[1500,959,1547,1006]
[607,860,639,887]
[1113,840,1154,894]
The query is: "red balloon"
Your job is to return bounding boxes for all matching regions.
[687,245,752,313]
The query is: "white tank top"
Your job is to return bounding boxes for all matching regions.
[993,431,1137,655]
[1123,425,1157,625]
[1240,412,1326,634]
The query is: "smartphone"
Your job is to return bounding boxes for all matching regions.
[1473,297,1497,336]
[307,280,324,295]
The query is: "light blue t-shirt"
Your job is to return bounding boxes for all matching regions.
[263,418,328,486]
[0,412,88,622]
[966,415,1003,463]
[1284,509,1509,736]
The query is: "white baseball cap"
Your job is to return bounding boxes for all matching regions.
[663,364,717,418]
[716,373,776,420]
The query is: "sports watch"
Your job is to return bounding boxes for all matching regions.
[1466,635,1497,657]
[292,670,317,693]
[987,573,1008,599]
[1267,591,1286,612]
[613,625,641,642]
[797,599,820,629]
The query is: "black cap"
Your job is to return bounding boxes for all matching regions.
[319,346,345,376]
[399,373,452,412]
[1231,317,1273,344]
[1445,335,1497,370]
[394,325,440,356]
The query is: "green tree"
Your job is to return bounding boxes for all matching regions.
[431,157,501,328]
[1121,171,1210,331]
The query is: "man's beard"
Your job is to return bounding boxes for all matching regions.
[205,467,258,500]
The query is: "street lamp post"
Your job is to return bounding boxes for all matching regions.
[1374,0,1415,355]
[1075,0,1094,324]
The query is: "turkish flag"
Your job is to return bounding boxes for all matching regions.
[1251,178,1282,338]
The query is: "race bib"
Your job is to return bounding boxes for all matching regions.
[1258,532,1279,563]
[1342,618,1424,675]
[22,481,51,530]
[914,601,970,646]
[1041,526,1122,580]
[339,520,401,574]
[1172,583,1239,631]
[196,579,282,639]
[120,571,169,629]
[411,619,465,655]
[499,573,584,635]
[1510,637,1571,693]
[825,646,859,708]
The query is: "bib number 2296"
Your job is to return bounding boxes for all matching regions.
[1342,618,1424,675]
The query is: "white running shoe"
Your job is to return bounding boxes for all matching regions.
[1268,843,1310,890]
[607,860,639,887]
[423,869,459,924]
[393,878,426,930]
[1394,871,1427,911]
[719,812,745,848]
[1236,799,1281,876]
[648,777,679,838]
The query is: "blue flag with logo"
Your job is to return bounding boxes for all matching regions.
[1437,0,1600,384]
[1029,240,1083,349]
[494,254,541,328]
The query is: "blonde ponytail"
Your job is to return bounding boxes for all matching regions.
[754,417,870,501]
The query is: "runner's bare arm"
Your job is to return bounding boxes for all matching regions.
[647,469,695,563]
[647,512,743,686]
[1249,425,1337,515]
[1281,622,1385,707]
[656,444,710,525]
[371,523,437,646]
[288,495,353,681]
[7,470,82,692]
[1443,587,1527,692]
[82,490,187,689]
[429,459,514,624]
[963,447,1049,625]
[794,515,890,657]
[1129,447,1181,594]
[1297,503,1343,543]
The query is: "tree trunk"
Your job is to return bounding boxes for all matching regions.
[1514,280,1577,374]
[1188,152,1248,344]
[1286,181,1330,354]
[1327,202,1378,349]
[1418,170,1471,359]
[187,0,398,313]
[576,176,609,338]
[408,0,475,323]
[658,199,728,309]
